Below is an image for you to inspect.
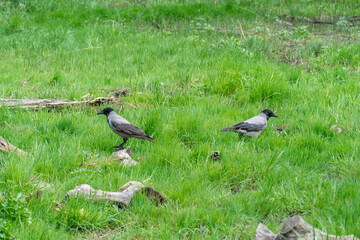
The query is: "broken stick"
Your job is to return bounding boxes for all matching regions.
[65,181,166,207]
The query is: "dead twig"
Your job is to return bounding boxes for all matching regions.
[238,23,247,40]
[72,46,103,52]
[158,155,179,168]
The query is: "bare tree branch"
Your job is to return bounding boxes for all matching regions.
[65,181,166,207]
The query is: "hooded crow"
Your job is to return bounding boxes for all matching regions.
[97,107,156,150]
[220,109,278,138]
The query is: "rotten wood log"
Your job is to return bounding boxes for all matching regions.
[0,88,130,110]
[0,136,27,155]
[111,146,138,166]
[254,215,359,240]
[65,181,166,207]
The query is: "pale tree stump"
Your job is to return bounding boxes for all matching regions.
[65,181,166,207]
[254,216,359,240]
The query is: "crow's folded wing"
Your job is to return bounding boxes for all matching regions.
[230,121,266,132]
[112,121,147,137]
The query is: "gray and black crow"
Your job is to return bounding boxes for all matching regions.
[97,107,156,150]
[220,109,278,138]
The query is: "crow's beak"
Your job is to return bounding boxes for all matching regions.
[97,110,104,115]
[272,113,278,118]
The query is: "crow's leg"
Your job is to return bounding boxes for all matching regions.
[114,138,128,150]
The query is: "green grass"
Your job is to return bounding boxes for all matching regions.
[1,0,360,239]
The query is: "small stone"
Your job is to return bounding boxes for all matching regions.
[211,151,220,160]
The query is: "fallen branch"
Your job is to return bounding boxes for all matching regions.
[65,181,166,207]
[0,88,130,110]
[0,136,27,155]
[254,215,359,240]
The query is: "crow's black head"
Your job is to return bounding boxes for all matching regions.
[97,107,115,116]
[261,109,278,119]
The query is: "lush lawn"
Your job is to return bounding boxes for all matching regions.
[1,0,360,239]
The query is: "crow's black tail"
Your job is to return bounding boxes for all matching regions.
[220,127,235,132]
[143,135,157,144]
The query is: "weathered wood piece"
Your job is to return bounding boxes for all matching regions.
[111,146,138,166]
[0,89,129,110]
[254,223,275,240]
[65,181,166,207]
[0,136,27,155]
[254,216,359,240]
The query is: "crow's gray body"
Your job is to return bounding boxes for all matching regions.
[98,108,155,149]
[220,109,277,138]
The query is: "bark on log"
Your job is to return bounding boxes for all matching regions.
[65,181,166,207]
[254,216,359,240]
[0,136,27,155]
[0,88,130,110]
